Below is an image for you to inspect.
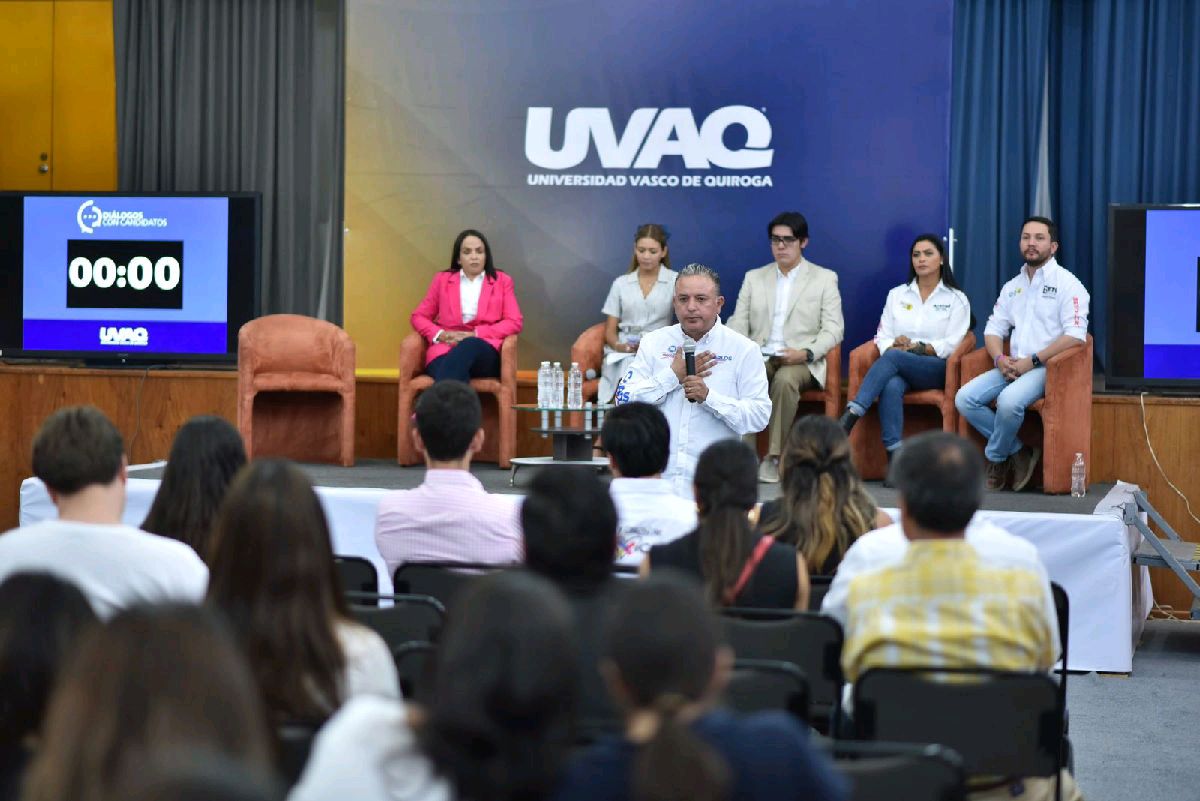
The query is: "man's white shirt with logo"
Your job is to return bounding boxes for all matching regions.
[616,320,770,496]
[985,257,1090,358]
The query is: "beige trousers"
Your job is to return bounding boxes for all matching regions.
[765,361,817,456]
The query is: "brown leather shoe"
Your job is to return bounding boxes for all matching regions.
[1010,445,1042,492]
[985,459,1010,491]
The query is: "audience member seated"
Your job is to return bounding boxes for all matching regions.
[644,440,809,610]
[0,573,97,801]
[522,466,629,730]
[554,572,847,801]
[821,431,1077,800]
[410,228,523,383]
[207,460,400,724]
[290,571,579,801]
[21,604,274,801]
[597,223,678,402]
[141,415,248,562]
[0,406,208,618]
[375,380,522,573]
[600,402,696,565]
[757,416,891,576]
[121,752,284,801]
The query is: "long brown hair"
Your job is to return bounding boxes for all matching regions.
[627,223,671,273]
[694,440,760,607]
[761,416,877,574]
[206,460,350,722]
[21,605,272,801]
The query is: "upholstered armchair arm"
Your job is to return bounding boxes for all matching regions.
[398,332,428,386]
[822,343,842,417]
[943,332,977,394]
[571,323,606,376]
[848,340,881,395]
[958,341,995,385]
[499,335,519,391]
[1042,336,1092,407]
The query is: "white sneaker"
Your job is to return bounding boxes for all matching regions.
[758,456,780,483]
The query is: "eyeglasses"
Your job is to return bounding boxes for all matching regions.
[769,235,799,246]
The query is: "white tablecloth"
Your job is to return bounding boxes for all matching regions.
[19,471,1150,672]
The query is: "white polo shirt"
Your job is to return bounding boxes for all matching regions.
[615,320,771,496]
[609,477,697,565]
[984,258,1089,358]
[874,280,972,358]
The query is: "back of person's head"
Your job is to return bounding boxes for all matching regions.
[22,604,273,801]
[206,459,348,722]
[142,416,247,561]
[0,573,97,748]
[891,432,984,534]
[421,570,578,801]
[415,380,483,461]
[600,402,670,478]
[765,415,877,573]
[31,406,124,495]
[119,752,284,801]
[521,467,617,592]
[604,573,731,801]
[693,440,759,606]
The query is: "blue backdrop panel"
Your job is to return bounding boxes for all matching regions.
[361,0,953,366]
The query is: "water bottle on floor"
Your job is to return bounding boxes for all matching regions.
[537,361,550,407]
[551,361,564,408]
[1071,452,1086,498]
[567,362,583,409]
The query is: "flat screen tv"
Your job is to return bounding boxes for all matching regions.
[0,192,260,366]
[1107,203,1200,391]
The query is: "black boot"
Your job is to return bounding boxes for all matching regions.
[839,409,860,435]
[882,449,896,488]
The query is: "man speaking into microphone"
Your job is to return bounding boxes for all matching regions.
[615,264,771,496]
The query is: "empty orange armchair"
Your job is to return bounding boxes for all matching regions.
[957,335,1092,493]
[237,314,356,466]
[397,332,518,468]
[570,323,606,402]
[847,333,976,480]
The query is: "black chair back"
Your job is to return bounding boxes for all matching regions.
[832,741,965,801]
[720,609,843,734]
[852,667,1063,780]
[349,593,445,649]
[808,575,834,611]
[276,719,324,788]
[392,561,506,610]
[724,658,810,723]
[392,640,436,702]
[334,555,379,595]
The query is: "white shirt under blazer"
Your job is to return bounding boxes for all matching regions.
[984,257,1090,358]
[874,280,972,358]
[615,320,771,495]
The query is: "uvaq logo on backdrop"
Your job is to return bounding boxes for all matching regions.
[524,106,775,188]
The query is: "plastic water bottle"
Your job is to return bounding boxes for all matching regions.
[1071,453,1086,498]
[537,361,551,407]
[567,362,583,409]
[551,361,564,408]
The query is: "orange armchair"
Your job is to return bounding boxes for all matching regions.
[803,343,842,418]
[847,333,976,480]
[957,335,1093,494]
[397,332,518,468]
[237,314,356,466]
[570,322,606,402]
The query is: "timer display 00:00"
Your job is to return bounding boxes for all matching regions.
[68,255,181,292]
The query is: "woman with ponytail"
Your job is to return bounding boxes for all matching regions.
[555,573,847,801]
[642,440,808,610]
[758,416,892,576]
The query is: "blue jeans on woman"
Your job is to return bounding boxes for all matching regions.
[847,348,947,451]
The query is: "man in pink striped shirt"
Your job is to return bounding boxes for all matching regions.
[374,381,522,574]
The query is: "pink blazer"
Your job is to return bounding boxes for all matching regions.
[410,270,524,366]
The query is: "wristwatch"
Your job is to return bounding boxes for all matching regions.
[1031,352,1043,368]
[803,348,814,362]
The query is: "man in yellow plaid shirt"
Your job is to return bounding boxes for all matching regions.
[823,432,1081,801]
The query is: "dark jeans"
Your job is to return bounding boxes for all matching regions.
[426,336,500,383]
[848,348,946,451]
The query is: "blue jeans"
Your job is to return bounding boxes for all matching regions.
[426,336,500,383]
[954,367,1047,463]
[848,349,947,451]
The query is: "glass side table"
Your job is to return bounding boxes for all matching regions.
[509,403,614,485]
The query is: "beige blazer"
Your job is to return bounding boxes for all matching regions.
[726,258,844,387]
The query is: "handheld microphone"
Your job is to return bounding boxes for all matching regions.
[682,342,697,402]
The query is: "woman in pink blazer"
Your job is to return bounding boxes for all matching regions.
[410,229,524,382]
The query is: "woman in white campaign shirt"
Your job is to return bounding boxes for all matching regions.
[598,224,678,401]
[839,234,971,460]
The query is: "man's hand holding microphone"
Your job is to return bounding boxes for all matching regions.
[672,342,715,403]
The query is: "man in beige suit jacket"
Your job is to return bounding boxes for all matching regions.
[727,211,844,482]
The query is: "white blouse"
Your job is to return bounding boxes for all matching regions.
[601,266,678,338]
[874,280,971,358]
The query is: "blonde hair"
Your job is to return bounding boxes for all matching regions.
[627,223,671,273]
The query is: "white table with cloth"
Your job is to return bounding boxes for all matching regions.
[19,471,1149,672]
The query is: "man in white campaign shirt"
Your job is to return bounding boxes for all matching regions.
[616,264,771,497]
[955,216,1090,491]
